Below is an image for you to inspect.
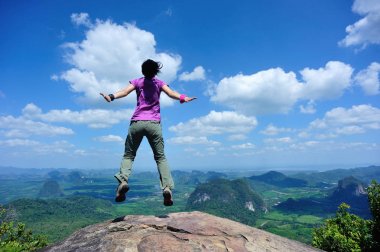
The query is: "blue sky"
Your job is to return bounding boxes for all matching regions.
[1,0,380,171]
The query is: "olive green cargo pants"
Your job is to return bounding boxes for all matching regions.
[114,121,174,190]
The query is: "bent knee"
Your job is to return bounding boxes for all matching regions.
[154,154,166,161]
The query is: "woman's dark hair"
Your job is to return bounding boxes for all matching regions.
[142,59,162,78]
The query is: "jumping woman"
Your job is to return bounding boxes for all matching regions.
[100,59,196,206]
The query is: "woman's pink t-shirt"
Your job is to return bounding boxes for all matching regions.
[130,77,165,121]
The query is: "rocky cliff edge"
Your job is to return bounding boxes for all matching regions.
[42,211,323,252]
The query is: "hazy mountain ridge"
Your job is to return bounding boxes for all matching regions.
[276,176,371,218]
[0,166,116,180]
[292,165,380,185]
[249,171,308,187]
[172,170,227,185]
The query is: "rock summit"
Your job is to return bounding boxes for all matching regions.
[43,211,322,252]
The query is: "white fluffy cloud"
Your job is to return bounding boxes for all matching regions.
[179,66,206,81]
[168,136,221,146]
[0,139,76,155]
[0,139,40,147]
[300,61,353,100]
[299,100,316,114]
[339,0,380,48]
[169,110,258,137]
[0,115,74,138]
[212,61,353,115]
[93,135,123,142]
[60,13,181,106]
[310,104,380,135]
[289,141,379,153]
[212,68,302,114]
[22,103,133,128]
[231,142,255,150]
[71,13,92,27]
[260,124,293,136]
[227,134,247,141]
[264,137,293,144]
[335,126,366,135]
[355,62,380,95]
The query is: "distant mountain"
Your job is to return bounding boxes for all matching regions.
[0,167,59,179]
[131,171,158,180]
[45,169,89,184]
[249,171,308,188]
[186,178,266,225]
[276,176,371,218]
[331,176,366,198]
[329,176,368,211]
[38,180,64,198]
[66,170,87,184]
[293,165,380,185]
[0,167,93,183]
[205,171,228,181]
[47,170,65,181]
[172,170,201,185]
[172,170,227,186]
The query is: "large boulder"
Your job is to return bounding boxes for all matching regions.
[42,211,322,252]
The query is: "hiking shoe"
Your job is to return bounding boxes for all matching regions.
[115,181,129,202]
[163,187,173,206]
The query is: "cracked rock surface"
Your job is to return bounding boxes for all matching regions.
[42,211,323,252]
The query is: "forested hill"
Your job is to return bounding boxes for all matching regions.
[249,171,308,187]
[38,180,64,198]
[186,178,266,225]
[5,196,114,242]
[276,176,371,218]
[331,176,367,199]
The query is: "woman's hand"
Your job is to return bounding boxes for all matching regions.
[184,97,197,103]
[100,93,112,102]
[100,84,135,102]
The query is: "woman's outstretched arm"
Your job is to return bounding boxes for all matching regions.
[162,85,196,103]
[100,83,135,102]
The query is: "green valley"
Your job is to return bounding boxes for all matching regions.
[1,165,379,247]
